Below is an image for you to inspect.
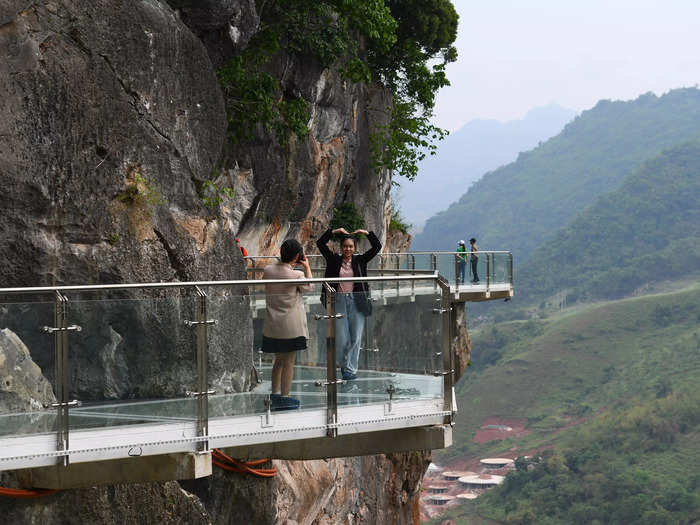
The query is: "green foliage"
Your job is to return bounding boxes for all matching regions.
[200,178,235,210]
[416,88,700,258]
[445,285,700,464]
[116,173,162,207]
[520,140,700,305]
[329,202,366,240]
[371,101,447,181]
[369,0,457,179]
[471,391,700,525]
[388,207,410,234]
[217,40,309,144]
[217,0,457,180]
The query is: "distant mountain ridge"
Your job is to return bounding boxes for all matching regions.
[399,104,576,230]
[520,140,700,304]
[413,88,700,260]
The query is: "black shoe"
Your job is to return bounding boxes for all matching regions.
[342,371,357,381]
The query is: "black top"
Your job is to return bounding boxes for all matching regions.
[316,229,382,294]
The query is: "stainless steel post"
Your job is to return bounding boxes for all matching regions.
[196,287,209,452]
[55,291,69,466]
[486,254,491,292]
[43,292,82,466]
[324,283,338,437]
[436,278,454,424]
[454,253,459,287]
[410,254,416,295]
[394,255,400,296]
[184,286,216,452]
[509,252,514,288]
[379,256,385,296]
[431,253,438,291]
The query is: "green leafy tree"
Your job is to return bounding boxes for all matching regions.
[217,0,458,180]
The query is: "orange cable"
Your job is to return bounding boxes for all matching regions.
[212,449,277,478]
[0,487,58,499]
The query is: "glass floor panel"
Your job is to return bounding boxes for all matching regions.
[0,411,57,438]
[0,367,442,436]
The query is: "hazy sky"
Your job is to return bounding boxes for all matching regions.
[434,0,700,131]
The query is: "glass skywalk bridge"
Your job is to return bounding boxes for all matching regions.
[0,274,458,487]
[246,251,514,301]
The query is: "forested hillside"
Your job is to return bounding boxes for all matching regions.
[413,88,700,259]
[436,390,700,524]
[443,285,700,462]
[432,285,700,524]
[519,141,700,306]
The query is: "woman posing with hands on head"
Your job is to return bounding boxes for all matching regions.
[317,226,382,381]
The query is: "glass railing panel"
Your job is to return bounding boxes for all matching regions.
[0,299,58,439]
[203,290,256,419]
[436,253,458,284]
[209,286,327,417]
[489,253,511,285]
[339,283,443,408]
[66,294,198,432]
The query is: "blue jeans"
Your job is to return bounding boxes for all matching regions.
[458,261,466,284]
[335,293,365,375]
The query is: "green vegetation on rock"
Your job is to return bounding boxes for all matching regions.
[329,202,366,239]
[217,0,458,179]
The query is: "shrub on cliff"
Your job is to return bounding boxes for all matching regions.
[217,0,458,181]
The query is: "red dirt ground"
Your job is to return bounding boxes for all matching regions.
[472,417,529,443]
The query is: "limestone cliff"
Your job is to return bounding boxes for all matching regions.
[0,0,423,523]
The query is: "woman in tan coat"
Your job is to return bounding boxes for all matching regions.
[262,239,312,410]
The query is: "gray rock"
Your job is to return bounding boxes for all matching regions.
[0,0,250,400]
[0,328,55,413]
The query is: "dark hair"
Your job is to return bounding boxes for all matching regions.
[280,239,303,263]
[469,238,476,243]
[340,235,355,247]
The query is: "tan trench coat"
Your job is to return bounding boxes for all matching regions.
[262,262,312,340]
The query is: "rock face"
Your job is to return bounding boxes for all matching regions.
[0,0,422,523]
[385,230,412,254]
[0,328,55,413]
[169,0,394,256]
[182,452,430,525]
[0,0,251,399]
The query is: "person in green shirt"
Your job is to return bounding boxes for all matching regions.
[457,240,467,285]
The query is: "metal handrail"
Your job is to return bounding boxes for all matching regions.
[0,274,440,295]
[243,251,512,259]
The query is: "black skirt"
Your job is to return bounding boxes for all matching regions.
[262,335,307,353]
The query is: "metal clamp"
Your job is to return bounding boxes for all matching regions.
[432,369,454,377]
[361,347,380,352]
[43,325,82,333]
[314,379,347,387]
[183,320,218,327]
[45,400,82,409]
[314,313,344,320]
[386,384,395,413]
[185,389,216,397]
[432,308,451,314]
